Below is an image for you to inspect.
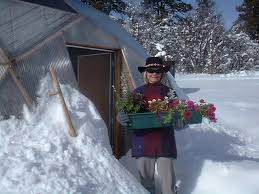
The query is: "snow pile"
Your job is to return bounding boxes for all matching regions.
[0,76,147,194]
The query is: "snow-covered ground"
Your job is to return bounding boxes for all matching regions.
[1,71,259,194]
[121,71,259,194]
[174,71,259,194]
[0,76,147,194]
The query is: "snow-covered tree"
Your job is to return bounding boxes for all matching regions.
[123,1,192,61]
[171,0,226,73]
[222,30,259,72]
[122,0,259,74]
[236,0,259,42]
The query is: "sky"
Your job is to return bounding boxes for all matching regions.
[1,71,259,193]
[184,0,244,29]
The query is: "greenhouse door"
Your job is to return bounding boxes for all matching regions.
[78,53,115,144]
[78,53,113,125]
[66,45,123,157]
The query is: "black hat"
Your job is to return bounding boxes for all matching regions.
[138,57,170,73]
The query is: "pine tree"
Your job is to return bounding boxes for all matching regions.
[171,0,226,73]
[236,0,259,42]
[123,0,259,73]
[224,27,259,72]
[123,1,192,59]
[142,0,192,19]
[80,0,127,14]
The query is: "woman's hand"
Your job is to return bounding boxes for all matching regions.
[173,119,188,131]
[116,112,130,127]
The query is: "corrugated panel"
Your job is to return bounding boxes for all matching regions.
[0,0,76,56]
[0,47,9,81]
[0,65,7,82]
[16,35,78,97]
[0,35,77,117]
[0,66,5,79]
[64,19,120,50]
[0,75,25,118]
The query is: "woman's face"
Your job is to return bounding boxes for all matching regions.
[146,68,163,84]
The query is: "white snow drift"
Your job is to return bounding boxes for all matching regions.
[0,76,147,194]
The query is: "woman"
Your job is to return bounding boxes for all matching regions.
[118,57,183,194]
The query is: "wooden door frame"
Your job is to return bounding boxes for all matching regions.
[66,43,123,158]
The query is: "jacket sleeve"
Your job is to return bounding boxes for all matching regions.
[133,86,144,94]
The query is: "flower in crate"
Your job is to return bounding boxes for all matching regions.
[116,90,217,130]
[147,97,217,124]
[198,100,217,122]
[179,99,216,123]
[147,98,169,113]
[116,92,146,113]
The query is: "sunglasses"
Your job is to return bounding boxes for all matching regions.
[146,68,164,74]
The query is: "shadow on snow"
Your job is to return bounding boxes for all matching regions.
[175,125,259,194]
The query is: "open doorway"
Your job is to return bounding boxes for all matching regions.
[66,45,116,149]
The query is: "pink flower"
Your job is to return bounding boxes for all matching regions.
[194,105,200,112]
[206,104,216,117]
[208,112,216,122]
[208,104,216,112]
[209,112,215,118]
[168,99,179,108]
[187,100,194,111]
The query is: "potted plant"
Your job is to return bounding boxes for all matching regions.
[116,92,216,130]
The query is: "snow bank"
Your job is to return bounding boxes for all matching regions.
[192,160,259,194]
[175,72,259,194]
[0,76,147,194]
[176,71,259,80]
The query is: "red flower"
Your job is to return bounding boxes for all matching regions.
[211,118,217,122]
[183,111,191,120]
